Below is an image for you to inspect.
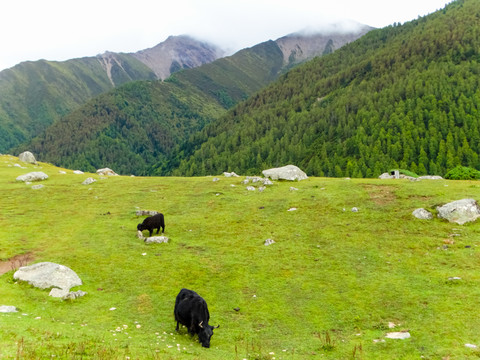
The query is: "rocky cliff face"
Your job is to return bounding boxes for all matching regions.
[131,35,225,80]
[275,24,374,65]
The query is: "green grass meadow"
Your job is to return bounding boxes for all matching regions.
[2,154,480,359]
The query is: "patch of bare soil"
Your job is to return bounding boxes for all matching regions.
[0,253,34,275]
[361,184,397,205]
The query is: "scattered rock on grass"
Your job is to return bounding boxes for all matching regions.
[13,262,82,292]
[264,238,275,246]
[385,332,411,339]
[18,151,37,164]
[0,305,18,313]
[412,208,433,220]
[96,168,118,176]
[82,177,96,185]
[16,172,48,182]
[437,199,480,225]
[262,165,308,181]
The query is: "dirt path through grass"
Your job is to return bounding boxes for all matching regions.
[0,253,34,275]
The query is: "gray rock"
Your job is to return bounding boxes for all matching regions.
[18,151,37,164]
[385,332,411,340]
[212,177,220,182]
[144,236,169,244]
[49,288,70,298]
[290,187,298,191]
[246,176,263,183]
[0,305,18,313]
[246,186,256,191]
[13,262,82,291]
[96,168,118,176]
[264,238,275,246]
[31,184,45,190]
[73,170,84,174]
[417,175,443,180]
[351,207,359,212]
[63,290,87,300]
[82,177,96,185]
[437,199,480,225]
[262,165,308,181]
[137,230,169,244]
[379,172,394,179]
[412,208,433,220]
[16,172,48,182]
[136,210,158,216]
[223,172,239,177]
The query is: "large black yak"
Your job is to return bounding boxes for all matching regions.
[174,288,219,348]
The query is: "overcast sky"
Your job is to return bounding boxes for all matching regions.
[0,0,451,72]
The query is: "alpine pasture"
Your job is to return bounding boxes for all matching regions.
[2,154,480,359]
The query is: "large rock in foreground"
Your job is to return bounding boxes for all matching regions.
[262,165,308,181]
[16,172,48,182]
[437,199,480,225]
[13,262,82,291]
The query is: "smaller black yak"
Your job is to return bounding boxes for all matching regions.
[137,213,165,237]
[174,288,219,348]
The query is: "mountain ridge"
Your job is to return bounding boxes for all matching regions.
[17,26,372,175]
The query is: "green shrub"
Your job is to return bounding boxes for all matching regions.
[444,166,480,180]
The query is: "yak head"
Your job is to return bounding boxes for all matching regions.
[198,321,219,348]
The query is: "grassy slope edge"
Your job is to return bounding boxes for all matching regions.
[1,155,480,359]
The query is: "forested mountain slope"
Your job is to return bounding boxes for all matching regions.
[172,0,480,178]
[20,28,371,175]
[0,36,222,152]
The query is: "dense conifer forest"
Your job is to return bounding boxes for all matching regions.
[171,0,480,178]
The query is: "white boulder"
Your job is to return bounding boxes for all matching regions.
[262,165,308,181]
[0,305,18,313]
[437,199,480,225]
[96,168,118,176]
[13,262,82,291]
[18,151,37,164]
[16,172,48,182]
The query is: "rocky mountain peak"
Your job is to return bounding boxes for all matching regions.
[131,35,225,80]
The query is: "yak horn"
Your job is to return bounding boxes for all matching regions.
[199,321,204,328]
[214,324,220,329]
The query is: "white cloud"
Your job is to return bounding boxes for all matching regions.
[0,0,452,71]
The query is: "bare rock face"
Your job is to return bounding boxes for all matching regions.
[437,199,480,225]
[262,165,308,181]
[131,35,225,80]
[275,23,373,65]
[13,262,82,291]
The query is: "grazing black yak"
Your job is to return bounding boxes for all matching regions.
[174,288,219,348]
[137,213,165,237]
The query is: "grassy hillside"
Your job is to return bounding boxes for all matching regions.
[175,0,480,178]
[2,154,480,359]
[0,56,157,152]
[20,41,292,175]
